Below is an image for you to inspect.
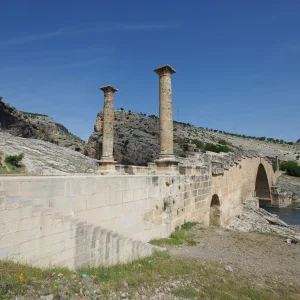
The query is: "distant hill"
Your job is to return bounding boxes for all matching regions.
[85,109,300,166]
[0,98,85,153]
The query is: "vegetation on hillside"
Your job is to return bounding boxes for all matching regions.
[182,138,232,154]
[21,111,49,118]
[280,161,300,177]
[0,152,25,175]
[5,153,24,167]
[117,108,297,145]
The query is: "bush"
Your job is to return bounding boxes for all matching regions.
[205,144,231,153]
[280,161,300,177]
[191,139,204,149]
[218,139,228,146]
[5,153,24,167]
[182,144,189,152]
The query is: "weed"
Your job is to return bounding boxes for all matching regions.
[181,221,198,230]
[5,153,24,167]
[172,287,198,298]
[150,228,197,247]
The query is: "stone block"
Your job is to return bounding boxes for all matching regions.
[0,208,21,222]
[19,238,39,253]
[122,190,134,203]
[109,191,123,205]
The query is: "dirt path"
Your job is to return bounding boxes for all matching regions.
[169,225,300,289]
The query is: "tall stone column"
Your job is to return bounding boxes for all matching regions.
[154,65,178,174]
[99,85,118,174]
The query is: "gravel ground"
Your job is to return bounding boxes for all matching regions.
[170,225,300,288]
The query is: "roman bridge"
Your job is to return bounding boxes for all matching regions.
[0,151,280,269]
[0,64,281,269]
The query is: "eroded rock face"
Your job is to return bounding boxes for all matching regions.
[85,110,161,165]
[276,175,300,205]
[0,131,97,174]
[85,109,300,166]
[229,201,300,240]
[0,101,85,152]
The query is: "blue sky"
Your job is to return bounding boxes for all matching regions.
[0,1,299,142]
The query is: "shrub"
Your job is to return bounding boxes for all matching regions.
[205,144,231,153]
[21,111,48,118]
[5,153,24,167]
[280,161,300,177]
[218,139,228,145]
[191,139,204,149]
[182,144,189,152]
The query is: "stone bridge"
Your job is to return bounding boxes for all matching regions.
[0,153,279,269]
[0,64,281,269]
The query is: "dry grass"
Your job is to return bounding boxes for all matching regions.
[1,252,299,299]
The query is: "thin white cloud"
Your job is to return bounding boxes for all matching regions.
[0,23,175,48]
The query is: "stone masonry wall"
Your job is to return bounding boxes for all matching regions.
[0,157,277,269]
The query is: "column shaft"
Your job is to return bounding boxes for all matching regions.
[159,73,174,159]
[101,90,115,161]
[154,65,178,174]
[98,85,118,174]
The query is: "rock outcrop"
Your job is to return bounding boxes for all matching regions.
[0,131,97,175]
[0,100,85,152]
[229,200,300,240]
[85,109,300,166]
[85,111,162,165]
[276,174,300,205]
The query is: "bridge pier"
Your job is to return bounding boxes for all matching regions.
[154,65,179,174]
[98,85,118,174]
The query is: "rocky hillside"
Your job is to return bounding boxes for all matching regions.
[277,174,300,206]
[85,109,300,165]
[0,99,85,152]
[0,131,97,175]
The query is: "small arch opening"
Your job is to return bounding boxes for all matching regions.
[255,164,271,207]
[209,194,221,227]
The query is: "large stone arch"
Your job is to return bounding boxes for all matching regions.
[209,157,278,227]
[209,194,221,226]
[255,163,271,207]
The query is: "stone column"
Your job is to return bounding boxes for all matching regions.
[154,64,178,174]
[99,85,118,174]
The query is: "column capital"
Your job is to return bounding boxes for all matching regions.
[100,85,118,93]
[154,64,176,76]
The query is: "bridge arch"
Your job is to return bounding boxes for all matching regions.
[255,163,271,207]
[209,194,221,226]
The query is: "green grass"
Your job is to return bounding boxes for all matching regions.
[0,260,74,299]
[150,222,199,247]
[2,252,299,299]
[181,221,199,230]
[172,286,198,298]
[0,152,26,175]
[0,163,25,175]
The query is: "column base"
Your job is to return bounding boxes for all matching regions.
[97,160,116,175]
[155,158,179,174]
